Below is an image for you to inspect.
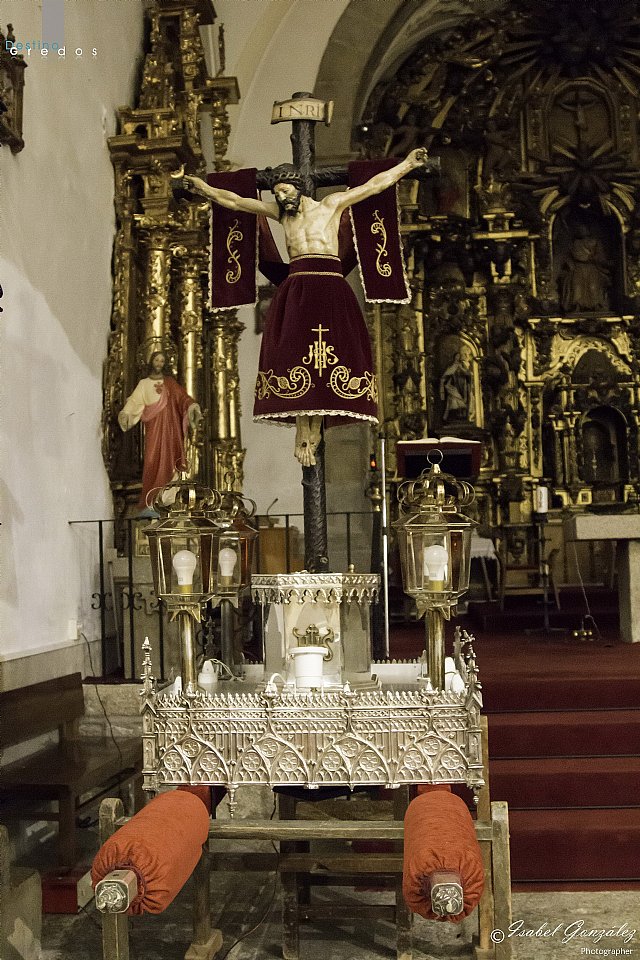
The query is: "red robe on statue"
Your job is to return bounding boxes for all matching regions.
[121,376,195,509]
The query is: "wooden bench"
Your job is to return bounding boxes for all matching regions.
[0,673,143,867]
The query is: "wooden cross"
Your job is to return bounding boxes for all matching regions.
[257,93,438,572]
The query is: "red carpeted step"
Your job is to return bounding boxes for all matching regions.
[509,808,640,881]
[488,710,640,757]
[490,756,640,808]
[482,675,640,711]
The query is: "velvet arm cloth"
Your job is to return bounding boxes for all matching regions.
[349,159,410,303]
[208,168,258,309]
[91,791,209,915]
[403,790,484,922]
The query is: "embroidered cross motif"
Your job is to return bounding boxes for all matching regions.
[302,324,339,375]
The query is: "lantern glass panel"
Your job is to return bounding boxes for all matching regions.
[448,526,472,595]
[168,534,203,596]
[199,532,214,595]
[236,522,257,585]
[421,531,452,594]
[215,534,242,593]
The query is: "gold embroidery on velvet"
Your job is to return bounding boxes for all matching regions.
[290,254,340,262]
[256,366,312,400]
[301,324,339,375]
[290,270,343,278]
[371,210,392,278]
[329,366,378,402]
[225,220,243,284]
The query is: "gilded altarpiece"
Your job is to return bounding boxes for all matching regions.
[359,0,640,577]
[102,0,242,542]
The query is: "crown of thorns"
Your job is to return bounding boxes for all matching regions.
[263,164,305,192]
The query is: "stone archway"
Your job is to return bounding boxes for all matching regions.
[314,0,478,162]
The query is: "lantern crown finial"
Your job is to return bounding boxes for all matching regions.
[397,451,475,517]
[214,472,257,529]
[147,477,220,517]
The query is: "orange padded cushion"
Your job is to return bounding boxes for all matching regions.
[91,791,209,915]
[403,791,484,922]
[416,783,452,796]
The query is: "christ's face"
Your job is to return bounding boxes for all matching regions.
[274,182,302,217]
[151,352,166,374]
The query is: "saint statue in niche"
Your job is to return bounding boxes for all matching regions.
[440,345,476,424]
[558,225,611,312]
[582,421,614,484]
[118,351,203,511]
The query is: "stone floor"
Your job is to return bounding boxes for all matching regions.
[40,869,640,960]
[16,797,638,960]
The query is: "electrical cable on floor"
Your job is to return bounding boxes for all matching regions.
[216,841,280,960]
[216,794,280,960]
[570,542,603,641]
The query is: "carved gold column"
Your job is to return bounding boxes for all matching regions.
[209,309,245,490]
[173,249,204,399]
[140,227,175,365]
[174,247,205,476]
[102,169,136,476]
[366,236,429,478]
[103,0,241,530]
[204,77,239,172]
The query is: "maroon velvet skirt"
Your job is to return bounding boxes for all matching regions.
[253,255,378,425]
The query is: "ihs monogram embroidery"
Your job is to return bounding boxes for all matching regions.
[301,324,339,374]
[256,320,377,403]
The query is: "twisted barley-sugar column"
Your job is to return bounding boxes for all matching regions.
[175,251,205,476]
[175,252,204,403]
[209,310,245,490]
[141,227,173,357]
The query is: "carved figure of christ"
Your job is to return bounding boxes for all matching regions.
[183,148,429,466]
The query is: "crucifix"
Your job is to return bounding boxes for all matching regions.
[179,92,438,573]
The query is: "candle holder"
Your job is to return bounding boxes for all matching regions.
[393,451,475,689]
[145,475,257,691]
[207,475,257,677]
[145,479,221,694]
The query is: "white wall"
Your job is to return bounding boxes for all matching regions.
[0,1,143,678]
[0,0,381,690]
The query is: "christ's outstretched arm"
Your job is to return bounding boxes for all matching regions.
[181,175,280,220]
[329,148,429,214]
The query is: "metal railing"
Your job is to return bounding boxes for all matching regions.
[69,510,377,681]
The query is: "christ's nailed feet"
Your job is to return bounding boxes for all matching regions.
[294,415,322,467]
